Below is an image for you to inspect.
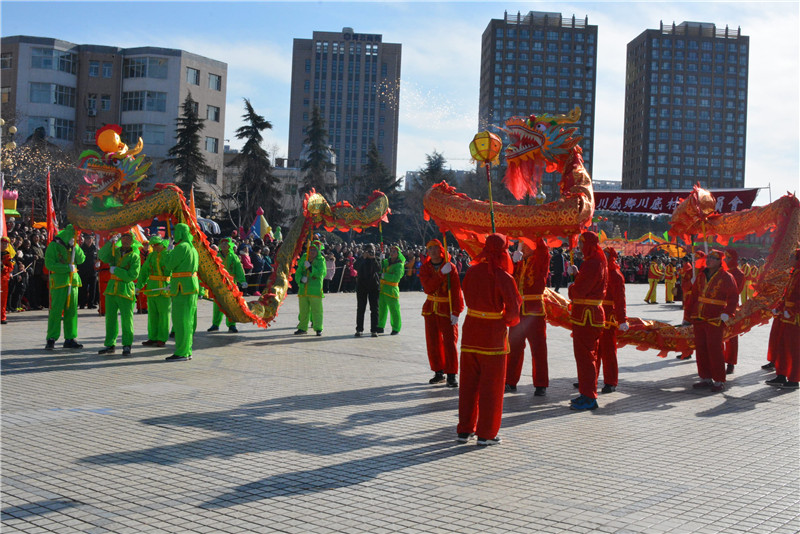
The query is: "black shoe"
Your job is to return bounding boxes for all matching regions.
[504,384,517,393]
[1,320,7,324]
[165,354,191,361]
[122,346,132,356]
[87,305,96,309]
[390,330,400,335]
[169,332,175,339]
[726,364,735,375]
[316,331,322,336]
[477,436,502,447]
[573,382,580,389]
[63,339,83,349]
[142,339,157,346]
[761,361,775,370]
[534,386,547,396]
[294,329,307,335]
[98,346,115,355]
[601,384,616,394]
[371,331,378,337]
[228,325,238,333]
[446,374,458,388]
[45,339,56,350]
[354,331,362,337]
[783,381,799,389]
[376,327,385,334]
[456,433,474,444]
[429,371,445,385]
[207,325,219,332]
[766,375,787,387]
[677,353,693,360]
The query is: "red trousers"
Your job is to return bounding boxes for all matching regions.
[694,321,726,383]
[98,277,109,314]
[457,351,506,439]
[724,335,738,365]
[597,327,619,387]
[506,315,548,387]
[424,314,459,374]
[573,324,602,399]
[1,276,9,322]
[774,322,800,382]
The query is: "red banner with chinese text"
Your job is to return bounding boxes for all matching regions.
[594,188,760,215]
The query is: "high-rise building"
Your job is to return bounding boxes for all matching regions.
[479,11,598,199]
[287,28,401,196]
[622,21,749,190]
[0,35,227,186]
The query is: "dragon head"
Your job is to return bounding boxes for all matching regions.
[501,106,583,200]
[77,125,151,210]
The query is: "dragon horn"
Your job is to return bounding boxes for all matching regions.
[126,137,144,157]
[550,106,581,125]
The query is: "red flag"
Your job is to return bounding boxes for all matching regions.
[46,168,58,243]
[624,231,628,240]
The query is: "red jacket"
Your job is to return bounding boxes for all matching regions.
[728,266,745,294]
[514,245,550,316]
[420,259,464,318]
[569,254,607,327]
[691,268,739,325]
[603,267,627,327]
[778,265,800,326]
[461,262,521,355]
[648,263,665,280]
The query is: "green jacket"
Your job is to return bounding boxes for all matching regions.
[221,240,246,284]
[380,252,406,300]
[295,252,326,297]
[99,240,141,301]
[137,248,172,297]
[45,225,85,290]
[164,223,199,296]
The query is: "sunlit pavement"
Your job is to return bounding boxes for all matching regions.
[2,284,798,533]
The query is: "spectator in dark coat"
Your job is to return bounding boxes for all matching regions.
[354,244,382,336]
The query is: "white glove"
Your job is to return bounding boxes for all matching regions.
[304,261,311,269]
[109,266,116,274]
[512,250,523,263]
[111,234,120,243]
[241,282,248,289]
[720,313,730,322]
[68,238,75,247]
[690,276,696,285]
[17,250,23,258]
[380,253,385,261]
[71,264,78,273]
[95,261,101,269]
[441,263,452,275]
[618,322,629,332]
[450,314,459,325]
[567,264,578,276]
[381,273,386,279]
[785,310,791,319]
[301,276,308,284]
[164,284,171,293]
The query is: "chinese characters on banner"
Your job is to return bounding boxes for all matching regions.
[594,189,760,215]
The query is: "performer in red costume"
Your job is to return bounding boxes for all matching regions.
[676,252,705,360]
[506,238,550,396]
[765,248,800,390]
[689,249,739,392]
[723,249,745,374]
[456,234,520,446]
[596,247,628,394]
[1,237,14,324]
[420,239,464,387]
[568,231,607,410]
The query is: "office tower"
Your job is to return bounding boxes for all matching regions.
[287,28,401,195]
[622,21,749,189]
[1,35,227,186]
[479,11,598,199]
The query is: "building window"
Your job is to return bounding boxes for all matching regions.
[1,86,10,104]
[205,137,219,153]
[29,83,75,107]
[31,48,77,74]
[87,93,96,110]
[186,67,200,85]
[208,73,222,91]
[54,85,76,107]
[89,61,100,77]
[121,124,143,145]
[102,62,113,78]
[146,91,166,112]
[28,117,75,141]
[29,82,51,104]
[100,95,111,111]
[123,57,167,79]
[143,124,166,145]
[0,53,11,69]
[207,105,220,122]
[122,91,144,111]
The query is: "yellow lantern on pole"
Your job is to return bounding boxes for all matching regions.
[469,131,502,166]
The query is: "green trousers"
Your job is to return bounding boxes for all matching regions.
[47,286,79,341]
[172,293,198,357]
[212,302,235,328]
[378,296,402,333]
[105,295,135,347]
[297,296,323,332]
[147,296,171,342]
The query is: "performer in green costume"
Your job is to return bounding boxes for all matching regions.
[44,224,86,350]
[98,231,141,355]
[378,245,406,335]
[208,237,246,333]
[137,235,171,347]
[165,223,199,361]
[293,240,326,336]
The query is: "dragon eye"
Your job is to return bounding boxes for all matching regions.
[536,123,547,132]
[111,159,120,167]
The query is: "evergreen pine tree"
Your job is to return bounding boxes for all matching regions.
[300,106,335,196]
[167,92,210,205]
[228,98,283,226]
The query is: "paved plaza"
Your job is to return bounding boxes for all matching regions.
[1,284,799,533]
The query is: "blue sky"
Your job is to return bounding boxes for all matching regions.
[2,1,798,202]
